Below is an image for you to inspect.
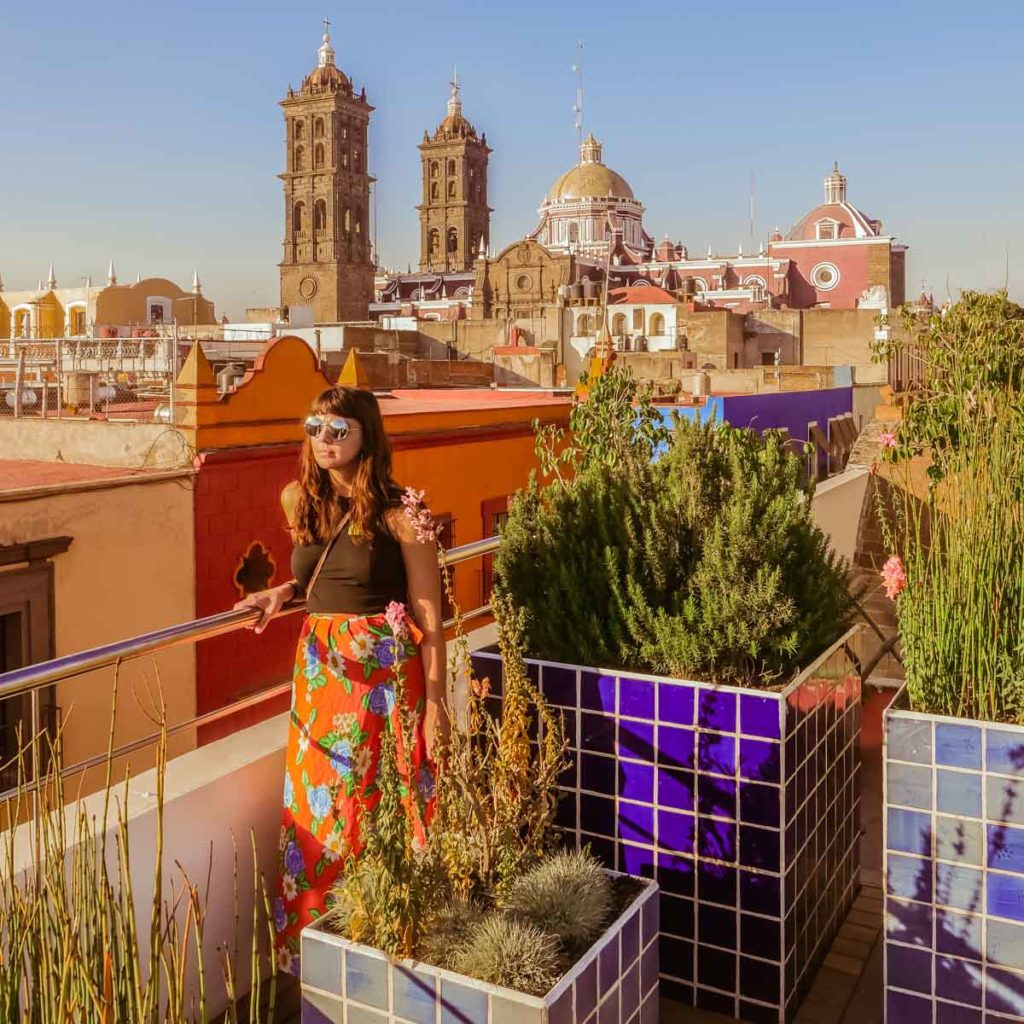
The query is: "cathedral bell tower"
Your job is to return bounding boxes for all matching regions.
[417,74,491,273]
[279,21,374,323]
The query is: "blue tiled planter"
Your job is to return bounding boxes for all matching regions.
[883,690,1024,1022]
[299,875,659,1023]
[473,627,862,1024]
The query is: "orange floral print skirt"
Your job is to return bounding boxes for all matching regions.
[273,611,433,975]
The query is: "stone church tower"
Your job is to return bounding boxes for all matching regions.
[417,77,491,273]
[279,22,374,323]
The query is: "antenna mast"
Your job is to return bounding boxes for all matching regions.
[572,40,584,149]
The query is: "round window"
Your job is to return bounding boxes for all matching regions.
[299,276,319,299]
[516,273,531,292]
[811,263,840,291]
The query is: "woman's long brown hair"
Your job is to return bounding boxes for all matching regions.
[293,387,400,545]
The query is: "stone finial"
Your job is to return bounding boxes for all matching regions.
[318,16,335,68]
[107,259,117,286]
[192,268,202,295]
[47,263,57,290]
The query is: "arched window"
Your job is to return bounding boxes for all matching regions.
[447,180,456,200]
[632,308,644,331]
[568,222,580,244]
[293,201,305,234]
[428,229,440,255]
[430,181,439,201]
[476,183,482,202]
[341,150,349,169]
[294,146,305,172]
[354,206,362,236]
[446,227,458,254]
[314,199,327,233]
[294,121,304,140]
[576,314,594,336]
[446,159,456,176]
[313,118,324,138]
[649,313,666,336]
[343,207,352,235]
[612,313,627,336]
[353,149,361,172]
[430,161,439,178]
[314,143,325,169]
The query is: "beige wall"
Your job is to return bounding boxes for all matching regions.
[0,419,193,470]
[810,467,870,564]
[802,308,881,376]
[0,476,197,793]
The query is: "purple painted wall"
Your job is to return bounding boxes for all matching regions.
[721,387,853,445]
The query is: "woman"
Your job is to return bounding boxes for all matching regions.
[236,385,448,974]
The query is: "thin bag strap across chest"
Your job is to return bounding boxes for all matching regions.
[303,511,352,602]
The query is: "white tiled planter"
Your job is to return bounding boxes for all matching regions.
[299,875,659,1024]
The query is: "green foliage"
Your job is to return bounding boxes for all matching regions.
[451,914,562,996]
[876,291,1024,722]
[416,899,486,971]
[497,849,612,953]
[499,407,855,686]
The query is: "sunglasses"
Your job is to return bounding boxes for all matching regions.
[303,414,353,442]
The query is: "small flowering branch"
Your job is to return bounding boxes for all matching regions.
[384,600,408,641]
[878,429,898,450]
[881,555,907,601]
[401,487,439,544]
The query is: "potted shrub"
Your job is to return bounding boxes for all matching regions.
[474,366,863,1023]
[299,599,660,1024]
[874,293,1024,1023]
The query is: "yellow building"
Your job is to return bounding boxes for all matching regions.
[0,264,216,339]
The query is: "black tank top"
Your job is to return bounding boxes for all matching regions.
[291,498,409,615]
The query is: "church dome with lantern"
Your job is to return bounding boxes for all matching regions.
[531,133,650,259]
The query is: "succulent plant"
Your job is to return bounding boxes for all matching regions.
[452,913,561,996]
[416,898,486,970]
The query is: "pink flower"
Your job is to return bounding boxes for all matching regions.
[881,555,907,601]
[879,430,898,450]
[401,487,439,544]
[384,600,408,640]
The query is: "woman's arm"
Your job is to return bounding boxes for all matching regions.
[388,508,448,757]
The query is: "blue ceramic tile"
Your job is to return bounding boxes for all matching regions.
[936,815,983,865]
[555,790,577,830]
[620,761,655,803]
[620,842,655,879]
[888,937,937,995]
[739,824,781,873]
[392,964,436,1024]
[699,861,737,906]
[621,802,656,846]
[597,986,619,1024]
[621,959,641,1019]
[985,966,1024,1016]
[575,957,598,1019]
[738,738,780,784]
[988,823,1024,874]
[935,955,983,1007]
[986,918,1024,971]
[740,957,780,1004]
[740,693,780,740]
[988,871,1024,923]
[696,987,735,1016]
[599,936,619,994]
[659,682,695,726]
[887,717,933,765]
[558,759,578,789]
[581,671,616,713]
[740,870,781,918]
[580,793,616,838]
[621,902,641,964]
[541,665,576,707]
[888,807,933,856]
[640,940,660,994]
[642,888,660,944]
[740,913,781,960]
[987,776,1024,827]
[696,945,736,993]
[699,902,736,949]
[345,949,388,1011]
[440,977,487,1024]
[935,1002,981,1024]
[936,909,983,959]
[938,769,983,818]
[698,732,736,776]
[657,724,695,770]
[658,767,695,812]
[888,853,932,902]
[888,761,934,810]
[662,893,694,939]
[657,809,695,854]
[887,989,931,1021]
[937,862,983,913]
[657,850,695,897]
[581,712,616,756]
[618,719,655,762]
[660,934,694,981]
[548,985,573,1024]
[699,817,736,862]
[698,690,737,733]
[620,676,656,720]
[698,774,737,819]
[739,782,780,828]
[300,996,340,1024]
[986,726,1024,778]
[581,753,616,795]
[301,935,343,994]
[935,723,983,769]
[886,897,933,948]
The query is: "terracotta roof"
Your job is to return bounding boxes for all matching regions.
[608,285,678,305]
[0,460,169,494]
[378,388,572,417]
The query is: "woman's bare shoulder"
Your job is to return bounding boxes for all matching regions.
[280,480,302,526]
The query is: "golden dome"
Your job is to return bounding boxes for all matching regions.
[545,135,634,202]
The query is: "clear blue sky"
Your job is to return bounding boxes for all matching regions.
[2,0,1021,319]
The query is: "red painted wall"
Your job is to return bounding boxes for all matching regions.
[773,242,886,310]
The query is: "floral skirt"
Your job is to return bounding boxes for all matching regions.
[273,611,432,974]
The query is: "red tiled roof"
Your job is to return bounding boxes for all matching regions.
[608,285,678,305]
[0,460,166,492]
[378,388,572,417]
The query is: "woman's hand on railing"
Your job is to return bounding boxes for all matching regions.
[234,583,296,635]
